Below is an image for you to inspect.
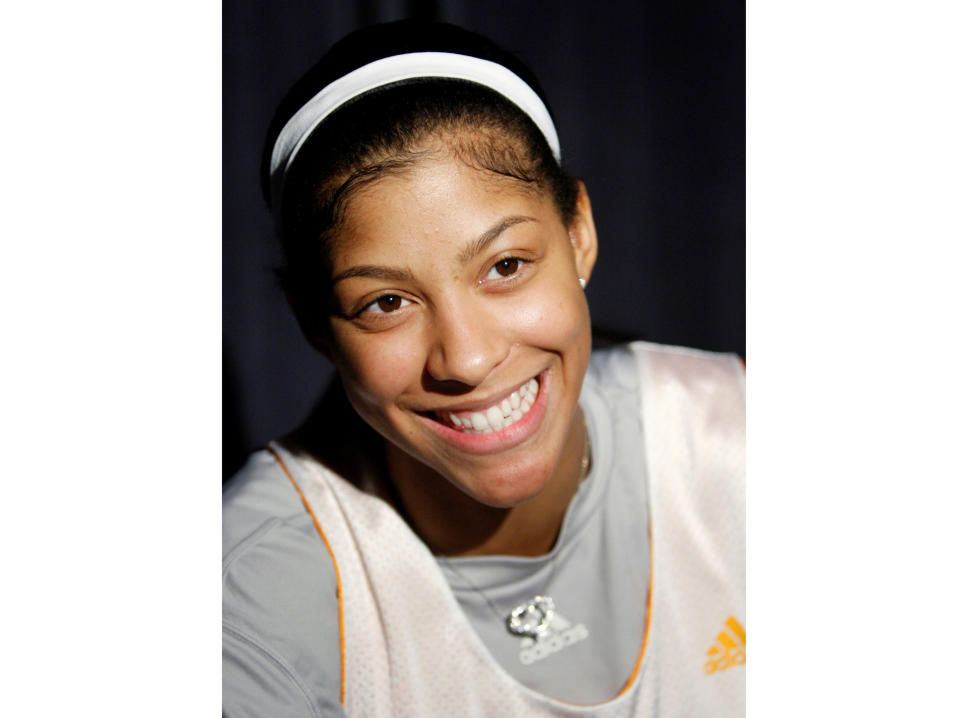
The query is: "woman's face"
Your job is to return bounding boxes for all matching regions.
[322,147,597,508]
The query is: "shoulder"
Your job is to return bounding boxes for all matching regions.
[587,341,744,395]
[223,450,336,596]
[584,342,744,451]
[629,341,745,410]
[223,450,343,718]
[627,340,743,371]
[223,449,306,551]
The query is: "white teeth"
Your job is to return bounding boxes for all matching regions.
[471,412,490,432]
[518,378,538,398]
[437,376,541,434]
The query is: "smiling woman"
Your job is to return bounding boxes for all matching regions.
[327,152,594,520]
[223,19,744,718]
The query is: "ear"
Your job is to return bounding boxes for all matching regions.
[568,181,598,284]
[284,289,334,361]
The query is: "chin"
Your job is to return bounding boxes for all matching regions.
[449,455,556,509]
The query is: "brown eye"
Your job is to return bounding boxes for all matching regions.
[493,258,520,277]
[375,295,404,312]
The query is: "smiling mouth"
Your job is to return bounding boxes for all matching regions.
[430,377,541,434]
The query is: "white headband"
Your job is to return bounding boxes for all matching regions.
[269,51,561,213]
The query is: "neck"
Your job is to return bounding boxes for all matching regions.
[384,407,589,557]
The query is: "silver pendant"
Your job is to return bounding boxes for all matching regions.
[506,596,555,638]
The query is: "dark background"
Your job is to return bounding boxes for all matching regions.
[223,0,745,479]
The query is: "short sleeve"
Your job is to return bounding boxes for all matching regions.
[223,451,344,717]
[223,623,344,718]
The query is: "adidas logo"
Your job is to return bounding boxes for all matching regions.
[517,611,589,665]
[704,616,745,674]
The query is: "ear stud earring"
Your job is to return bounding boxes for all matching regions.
[578,277,587,289]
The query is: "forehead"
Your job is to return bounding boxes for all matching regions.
[328,153,553,267]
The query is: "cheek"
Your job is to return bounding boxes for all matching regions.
[509,282,590,351]
[334,328,426,410]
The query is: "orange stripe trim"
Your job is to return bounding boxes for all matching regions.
[615,523,655,698]
[267,446,347,707]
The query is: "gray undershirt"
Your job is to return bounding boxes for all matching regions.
[222,345,650,715]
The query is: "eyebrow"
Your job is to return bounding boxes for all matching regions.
[456,215,537,265]
[330,265,415,286]
[330,215,537,287]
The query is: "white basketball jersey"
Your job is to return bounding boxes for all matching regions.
[271,342,745,716]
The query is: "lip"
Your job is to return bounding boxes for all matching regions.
[416,369,550,455]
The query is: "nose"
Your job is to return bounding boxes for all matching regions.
[424,298,509,388]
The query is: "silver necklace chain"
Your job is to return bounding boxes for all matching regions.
[439,418,591,640]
